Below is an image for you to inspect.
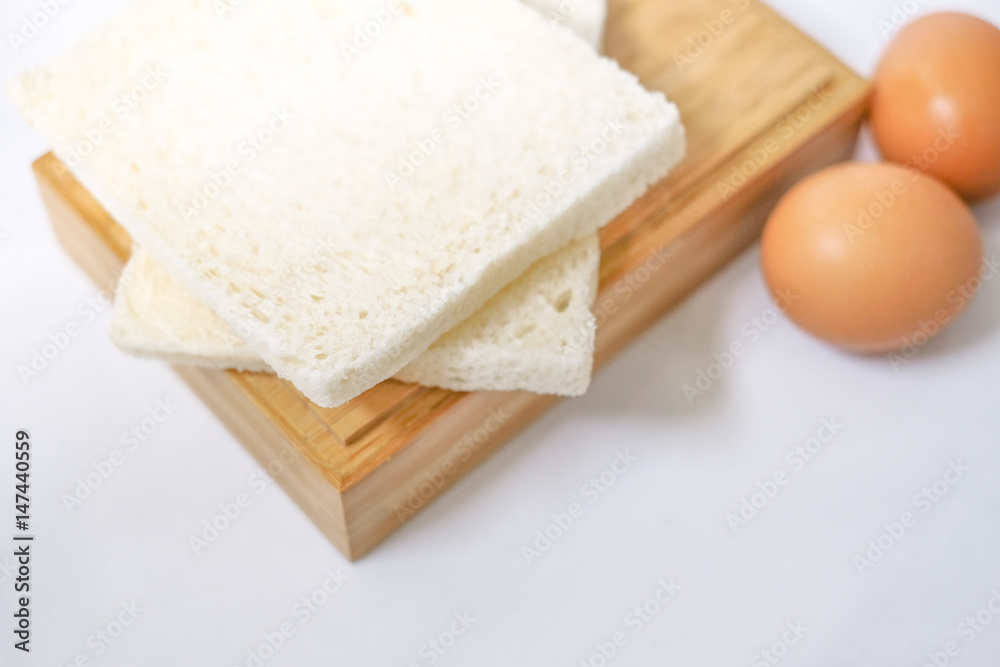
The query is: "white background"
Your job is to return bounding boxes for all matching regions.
[2,0,1000,665]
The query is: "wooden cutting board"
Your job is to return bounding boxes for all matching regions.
[34,0,869,560]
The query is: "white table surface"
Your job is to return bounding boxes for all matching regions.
[2,1,1000,665]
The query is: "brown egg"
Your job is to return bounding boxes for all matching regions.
[871,12,1000,200]
[760,162,982,353]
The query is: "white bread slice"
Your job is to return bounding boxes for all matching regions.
[8,0,685,407]
[523,0,608,49]
[393,235,600,394]
[112,235,600,395]
[111,0,608,394]
[111,250,272,374]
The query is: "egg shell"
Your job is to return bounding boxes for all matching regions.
[871,12,1000,200]
[761,162,983,353]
